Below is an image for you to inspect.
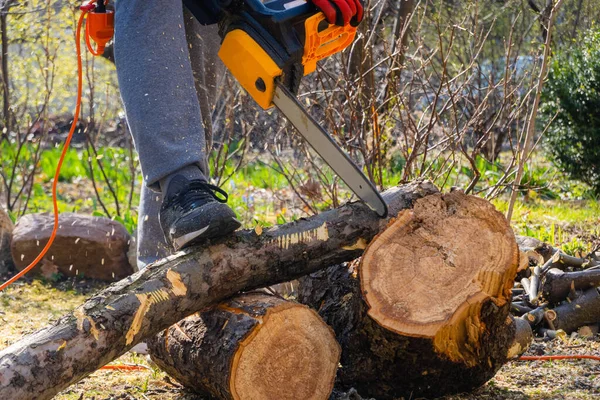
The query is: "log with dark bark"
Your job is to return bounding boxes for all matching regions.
[551,287,600,333]
[542,268,600,304]
[299,191,520,399]
[0,181,438,400]
[148,292,340,400]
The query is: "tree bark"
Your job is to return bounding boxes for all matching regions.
[299,191,519,399]
[148,292,340,400]
[0,181,438,400]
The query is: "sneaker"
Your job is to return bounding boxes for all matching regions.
[159,175,241,250]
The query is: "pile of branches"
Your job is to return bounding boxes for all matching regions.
[512,237,600,338]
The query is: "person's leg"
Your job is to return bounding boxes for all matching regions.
[114,0,208,189]
[183,8,225,154]
[121,3,235,261]
[136,185,170,269]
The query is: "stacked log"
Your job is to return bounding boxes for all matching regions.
[298,191,520,399]
[148,293,340,400]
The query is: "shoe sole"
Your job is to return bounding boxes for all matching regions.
[172,216,242,250]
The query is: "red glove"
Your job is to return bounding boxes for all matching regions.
[311,0,364,26]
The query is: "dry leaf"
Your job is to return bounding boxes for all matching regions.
[255,224,263,236]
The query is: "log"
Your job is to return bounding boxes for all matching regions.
[551,288,600,333]
[11,213,133,281]
[515,235,555,262]
[542,268,600,304]
[0,181,438,400]
[148,293,340,400]
[507,316,534,359]
[299,192,519,399]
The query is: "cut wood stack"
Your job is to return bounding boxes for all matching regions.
[511,239,600,337]
[148,292,340,400]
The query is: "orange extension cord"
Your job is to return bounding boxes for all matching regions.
[100,364,151,372]
[517,355,600,362]
[0,11,87,292]
[0,8,145,374]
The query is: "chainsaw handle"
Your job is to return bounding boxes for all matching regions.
[302,12,357,75]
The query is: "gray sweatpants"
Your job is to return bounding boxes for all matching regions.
[114,0,224,266]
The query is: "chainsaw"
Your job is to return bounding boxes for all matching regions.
[185,0,388,218]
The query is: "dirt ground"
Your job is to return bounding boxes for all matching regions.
[0,278,599,400]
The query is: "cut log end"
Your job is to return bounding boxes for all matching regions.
[230,301,340,400]
[149,293,340,400]
[360,192,518,365]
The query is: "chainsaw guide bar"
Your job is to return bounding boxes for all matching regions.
[273,83,388,217]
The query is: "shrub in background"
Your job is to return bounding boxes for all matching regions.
[542,28,600,194]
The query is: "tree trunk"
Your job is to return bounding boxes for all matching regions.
[148,292,340,400]
[299,191,519,399]
[0,181,438,400]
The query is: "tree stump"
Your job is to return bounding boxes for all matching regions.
[299,191,519,399]
[148,293,340,400]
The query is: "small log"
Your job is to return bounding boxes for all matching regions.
[522,306,546,327]
[148,293,340,400]
[507,317,534,358]
[521,277,532,297]
[542,268,600,303]
[0,182,438,400]
[511,302,532,315]
[515,235,555,261]
[299,192,519,399]
[529,265,541,304]
[11,213,133,281]
[550,252,593,270]
[552,288,600,333]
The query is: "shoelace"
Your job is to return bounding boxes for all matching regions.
[169,180,229,211]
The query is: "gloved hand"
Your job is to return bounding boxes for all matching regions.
[310,0,364,26]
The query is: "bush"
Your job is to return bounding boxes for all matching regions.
[542,29,600,194]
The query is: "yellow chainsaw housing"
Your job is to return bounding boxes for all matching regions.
[218,29,282,110]
[218,13,357,110]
